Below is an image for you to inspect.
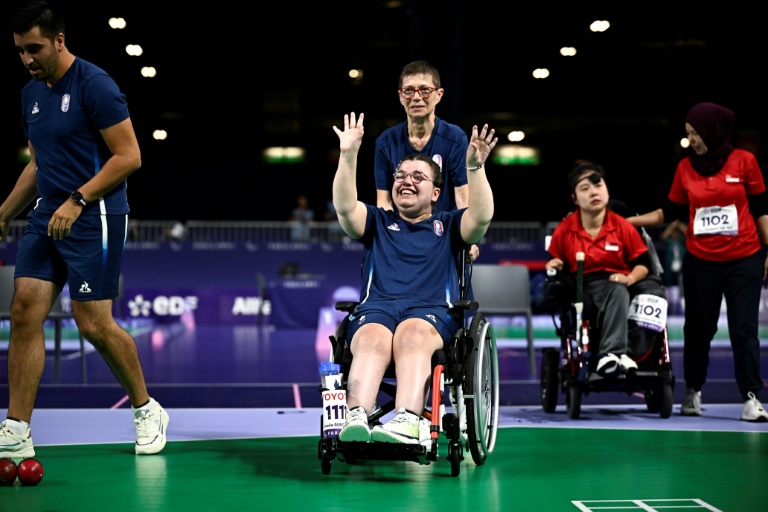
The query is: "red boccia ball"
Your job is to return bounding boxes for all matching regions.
[0,457,17,486]
[17,458,43,486]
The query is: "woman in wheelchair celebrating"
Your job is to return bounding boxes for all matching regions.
[546,162,663,376]
[331,112,497,444]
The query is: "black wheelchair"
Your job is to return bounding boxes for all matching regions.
[540,253,676,420]
[317,252,500,477]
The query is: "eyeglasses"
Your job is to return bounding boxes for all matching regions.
[393,170,432,184]
[398,87,439,99]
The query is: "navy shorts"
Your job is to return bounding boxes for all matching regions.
[346,299,461,347]
[14,212,127,301]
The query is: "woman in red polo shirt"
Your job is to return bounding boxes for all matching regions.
[629,102,768,422]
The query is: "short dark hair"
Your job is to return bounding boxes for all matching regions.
[399,60,441,89]
[396,153,444,189]
[568,162,605,194]
[11,0,65,41]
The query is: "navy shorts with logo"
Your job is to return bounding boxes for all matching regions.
[14,211,127,301]
[346,299,461,347]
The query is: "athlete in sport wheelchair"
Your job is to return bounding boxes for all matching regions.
[317,114,499,477]
[539,163,675,419]
[317,250,499,477]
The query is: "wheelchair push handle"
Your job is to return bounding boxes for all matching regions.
[575,252,589,348]
[575,252,585,304]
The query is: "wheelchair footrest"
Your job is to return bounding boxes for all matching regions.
[332,439,436,464]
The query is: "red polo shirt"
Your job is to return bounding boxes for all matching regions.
[549,209,648,275]
[669,149,764,262]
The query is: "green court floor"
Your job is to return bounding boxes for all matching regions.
[1,427,764,512]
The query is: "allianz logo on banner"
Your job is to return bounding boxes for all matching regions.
[231,297,271,315]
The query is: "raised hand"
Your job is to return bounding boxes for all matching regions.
[332,112,365,154]
[467,123,498,168]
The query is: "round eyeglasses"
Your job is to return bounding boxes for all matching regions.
[393,170,432,184]
[398,87,438,100]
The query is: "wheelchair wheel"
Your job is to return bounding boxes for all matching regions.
[540,347,560,413]
[659,383,673,419]
[321,455,332,475]
[464,313,499,465]
[566,382,582,419]
[644,387,661,413]
[448,442,462,477]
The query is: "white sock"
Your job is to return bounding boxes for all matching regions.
[5,418,30,434]
[132,398,155,414]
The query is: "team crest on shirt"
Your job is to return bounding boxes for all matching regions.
[32,102,39,115]
[61,94,70,112]
[433,220,444,236]
[432,154,443,171]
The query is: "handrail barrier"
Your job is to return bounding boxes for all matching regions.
[2,219,667,245]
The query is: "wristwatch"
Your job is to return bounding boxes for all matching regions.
[70,190,87,207]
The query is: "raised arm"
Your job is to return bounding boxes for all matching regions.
[460,124,497,244]
[332,112,368,239]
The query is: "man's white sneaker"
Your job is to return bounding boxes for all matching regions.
[134,398,170,455]
[680,387,702,416]
[339,406,371,442]
[619,354,638,372]
[0,420,35,460]
[741,392,768,422]
[371,408,420,444]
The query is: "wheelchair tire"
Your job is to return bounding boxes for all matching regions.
[464,314,500,465]
[449,443,462,477]
[567,383,582,419]
[321,456,332,475]
[644,388,662,413]
[540,347,560,413]
[659,383,674,419]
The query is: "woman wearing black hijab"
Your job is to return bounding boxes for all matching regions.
[629,102,768,422]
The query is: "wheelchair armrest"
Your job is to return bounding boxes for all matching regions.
[335,301,359,313]
[543,271,575,304]
[454,299,479,311]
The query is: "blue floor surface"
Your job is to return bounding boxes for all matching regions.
[1,318,766,409]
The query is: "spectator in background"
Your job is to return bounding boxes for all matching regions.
[324,199,345,242]
[659,219,686,315]
[374,60,480,262]
[628,101,768,421]
[289,194,315,241]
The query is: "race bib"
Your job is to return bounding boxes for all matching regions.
[693,204,738,236]
[321,390,347,439]
[628,294,668,332]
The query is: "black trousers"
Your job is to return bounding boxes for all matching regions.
[682,251,764,400]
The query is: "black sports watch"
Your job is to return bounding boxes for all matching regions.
[70,190,87,207]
